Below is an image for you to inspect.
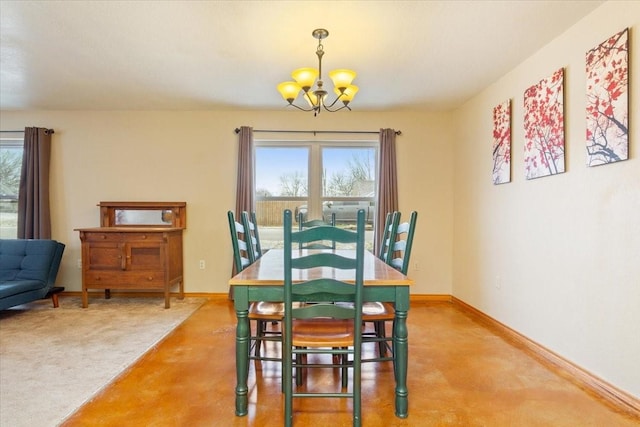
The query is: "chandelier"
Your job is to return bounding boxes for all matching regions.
[277,28,358,116]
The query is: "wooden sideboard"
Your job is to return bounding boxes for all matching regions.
[76,202,186,308]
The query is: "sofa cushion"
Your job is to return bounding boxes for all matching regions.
[0,281,47,298]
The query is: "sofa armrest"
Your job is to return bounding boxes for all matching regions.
[47,242,66,287]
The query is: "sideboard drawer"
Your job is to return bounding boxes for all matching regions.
[84,271,165,288]
[84,232,123,242]
[121,233,165,242]
[83,232,165,242]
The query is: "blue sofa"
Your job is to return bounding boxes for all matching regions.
[0,239,65,310]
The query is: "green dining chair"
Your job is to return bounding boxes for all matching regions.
[345,211,399,361]
[242,211,263,260]
[228,210,254,271]
[377,211,399,261]
[283,208,365,427]
[363,211,418,362]
[388,211,418,275]
[298,212,337,249]
[228,210,283,363]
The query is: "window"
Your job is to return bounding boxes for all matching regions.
[0,135,23,238]
[254,141,378,250]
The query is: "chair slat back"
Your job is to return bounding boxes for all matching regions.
[377,212,392,260]
[242,211,262,261]
[250,212,262,256]
[298,212,337,249]
[228,210,255,273]
[388,211,418,275]
[379,211,401,264]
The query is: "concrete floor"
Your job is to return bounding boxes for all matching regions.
[61,299,639,426]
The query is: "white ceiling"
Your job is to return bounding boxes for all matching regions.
[0,0,604,112]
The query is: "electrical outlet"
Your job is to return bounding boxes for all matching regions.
[77,258,82,269]
[496,275,502,289]
[199,260,206,269]
[414,262,420,271]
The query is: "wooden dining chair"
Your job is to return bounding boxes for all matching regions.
[298,212,337,249]
[228,210,282,363]
[283,209,366,427]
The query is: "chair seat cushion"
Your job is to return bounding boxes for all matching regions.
[292,318,355,347]
[249,302,305,320]
[249,301,284,319]
[336,301,395,320]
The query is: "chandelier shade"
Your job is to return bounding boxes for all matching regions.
[291,68,319,90]
[328,69,357,91]
[277,82,302,103]
[277,29,357,116]
[335,84,358,103]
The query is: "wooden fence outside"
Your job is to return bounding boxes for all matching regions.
[255,200,303,226]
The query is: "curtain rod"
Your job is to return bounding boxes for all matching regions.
[234,128,401,136]
[0,129,54,134]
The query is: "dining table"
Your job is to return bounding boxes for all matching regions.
[228,248,414,419]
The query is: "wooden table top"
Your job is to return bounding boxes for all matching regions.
[229,249,413,286]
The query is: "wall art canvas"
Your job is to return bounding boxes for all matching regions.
[586,28,629,166]
[492,99,511,184]
[523,68,565,180]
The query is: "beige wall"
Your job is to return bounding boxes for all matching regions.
[2,0,637,400]
[452,1,640,397]
[0,110,454,298]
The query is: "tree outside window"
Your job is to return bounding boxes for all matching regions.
[0,137,23,238]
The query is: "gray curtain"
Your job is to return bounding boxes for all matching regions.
[18,127,54,239]
[230,126,254,298]
[374,128,398,254]
[235,126,255,216]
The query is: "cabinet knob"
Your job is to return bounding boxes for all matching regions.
[142,235,147,239]
[147,276,153,281]
[100,235,106,239]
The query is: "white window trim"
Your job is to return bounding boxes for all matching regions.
[254,139,379,220]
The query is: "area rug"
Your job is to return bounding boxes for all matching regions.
[0,296,205,427]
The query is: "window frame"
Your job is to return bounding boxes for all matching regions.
[0,134,24,239]
[253,139,379,251]
[254,139,379,221]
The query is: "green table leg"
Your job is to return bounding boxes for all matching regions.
[394,303,409,417]
[234,289,250,416]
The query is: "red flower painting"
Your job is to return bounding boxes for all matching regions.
[586,28,629,166]
[492,99,511,185]
[523,68,565,180]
